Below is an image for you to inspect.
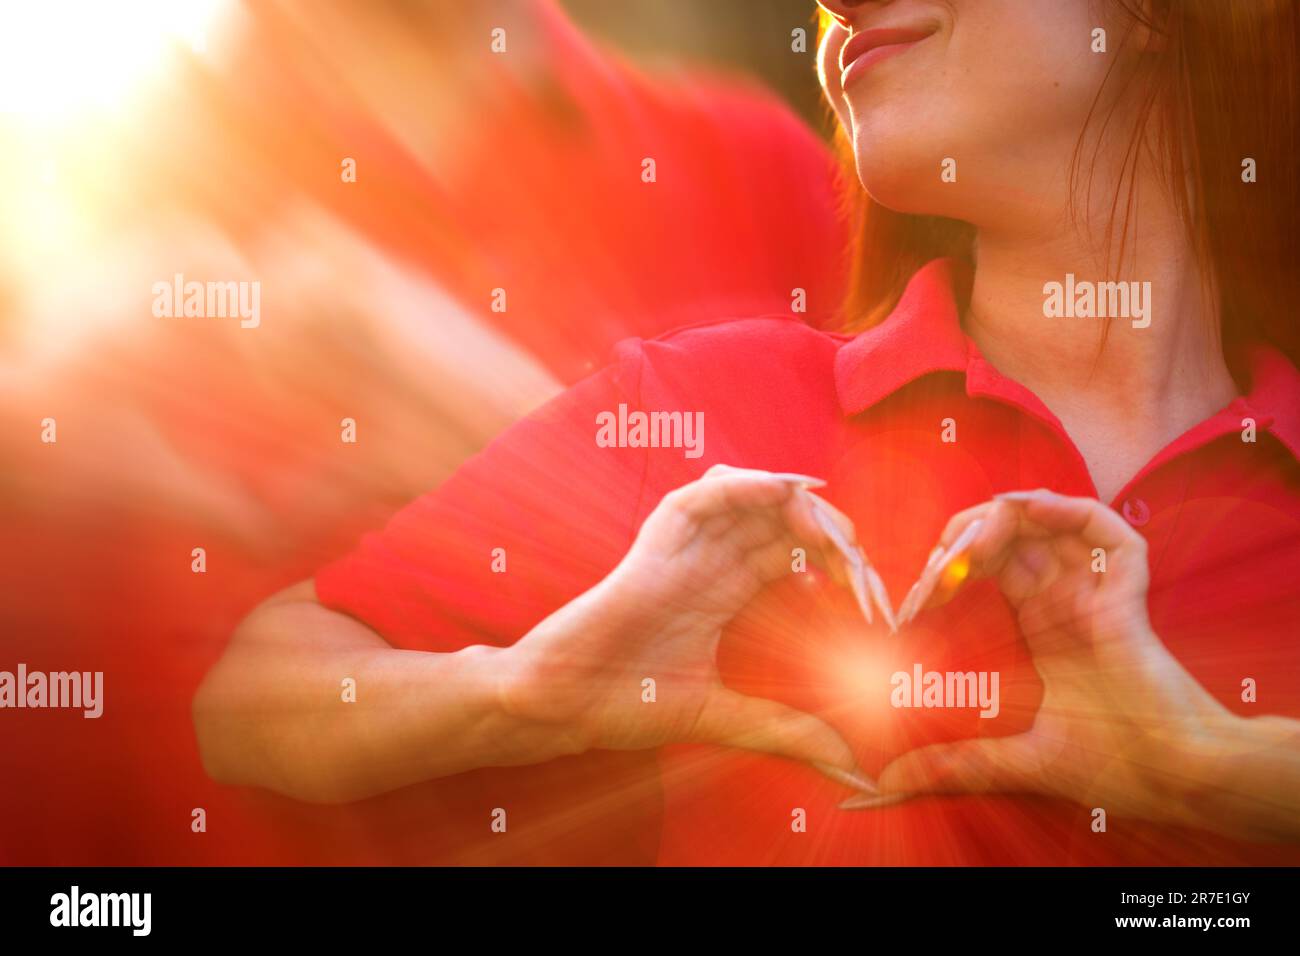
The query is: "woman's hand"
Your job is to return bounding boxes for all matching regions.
[862,489,1242,829]
[499,464,887,792]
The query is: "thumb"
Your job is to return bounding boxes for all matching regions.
[691,687,859,774]
[877,734,1037,797]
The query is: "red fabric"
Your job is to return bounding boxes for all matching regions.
[433,50,852,384]
[225,0,849,386]
[318,258,1300,865]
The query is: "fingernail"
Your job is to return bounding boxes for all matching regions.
[948,517,985,555]
[848,563,874,625]
[838,792,912,811]
[897,580,921,627]
[994,490,1046,503]
[929,521,982,590]
[862,562,897,634]
[809,499,857,562]
[899,546,947,627]
[814,762,879,795]
[908,520,985,620]
[771,472,828,489]
[900,573,931,626]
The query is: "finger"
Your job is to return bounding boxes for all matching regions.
[681,468,839,540]
[926,499,1029,607]
[672,471,884,628]
[690,686,872,787]
[767,472,829,489]
[994,489,1137,552]
[896,542,946,626]
[937,498,1053,550]
[876,734,1039,797]
[897,503,994,626]
[899,498,1055,626]
[936,500,998,550]
[798,491,897,631]
[898,516,985,625]
[798,490,859,560]
[685,482,850,597]
[743,533,847,592]
[787,489,872,621]
[999,537,1057,605]
[703,462,827,490]
[673,471,797,521]
[838,792,912,811]
[862,562,898,634]
[995,490,1151,615]
[812,762,882,796]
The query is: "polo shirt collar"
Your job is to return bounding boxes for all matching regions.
[1240,344,1300,459]
[835,257,970,417]
[834,257,1300,461]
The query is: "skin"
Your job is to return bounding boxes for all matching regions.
[194,0,1300,841]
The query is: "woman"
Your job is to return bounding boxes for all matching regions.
[194,0,1300,865]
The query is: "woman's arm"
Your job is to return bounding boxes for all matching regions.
[192,580,587,804]
[1176,713,1300,844]
[194,467,879,805]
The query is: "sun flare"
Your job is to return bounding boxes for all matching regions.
[0,1,226,124]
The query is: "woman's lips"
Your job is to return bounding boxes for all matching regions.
[839,25,938,87]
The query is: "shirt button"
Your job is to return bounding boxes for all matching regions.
[1121,497,1151,527]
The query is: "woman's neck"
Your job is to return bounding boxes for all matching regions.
[963,222,1239,503]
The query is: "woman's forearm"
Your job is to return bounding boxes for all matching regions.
[192,583,587,803]
[1173,714,1300,843]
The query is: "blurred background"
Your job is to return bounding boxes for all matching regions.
[0,0,851,863]
[566,0,829,123]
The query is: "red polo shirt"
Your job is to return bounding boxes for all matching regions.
[316,258,1300,865]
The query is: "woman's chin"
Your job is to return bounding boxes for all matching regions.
[854,169,944,218]
[851,139,950,216]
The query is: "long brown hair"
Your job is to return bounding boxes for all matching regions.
[820,1,1300,368]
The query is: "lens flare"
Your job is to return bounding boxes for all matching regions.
[0,0,226,124]
[940,549,971,592]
